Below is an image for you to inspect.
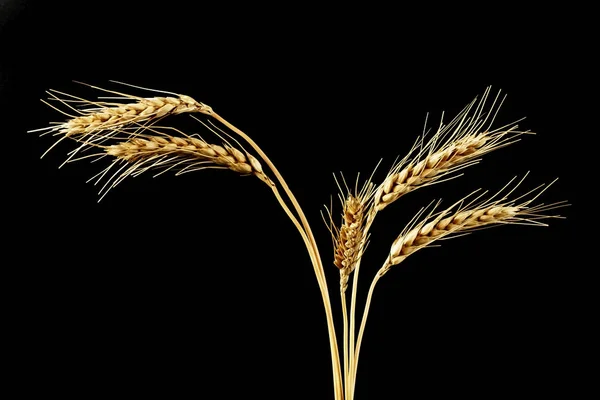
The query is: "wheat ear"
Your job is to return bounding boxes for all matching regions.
[58,95,212,137]
[374,87,528,211]
[349,176,567,399]
[30,84,216,162]
[33,83,213,138]
[64,130,271,201]
[105,135,273,184]
[330,174,377,292]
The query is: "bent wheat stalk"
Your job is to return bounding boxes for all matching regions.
[209,111,344,399]
[96,133,320,279]
[33,82,344,400]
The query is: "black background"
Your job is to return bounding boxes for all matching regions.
[1,1,588,398]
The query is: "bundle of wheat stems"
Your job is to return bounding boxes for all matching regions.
[32,82,565,399]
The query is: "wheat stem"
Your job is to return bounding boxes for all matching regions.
[210,111,344,400]
[270,186,313,255]
[341,281,350,400]
[352,270,382,397]
[347,215,374,400]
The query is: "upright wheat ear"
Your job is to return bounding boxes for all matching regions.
[378,173,566,275]
[374,87,529,211]
[375,135,487,209]
[334,195,366,290]
[327,174,376,292]
[386,204,521,268]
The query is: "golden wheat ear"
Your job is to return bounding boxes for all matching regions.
[101,132,272,200]
[49,119,272,201]
[374,87,532,211]
[28,82,214,158]
[327,171,378,292]
[381,174,567,275]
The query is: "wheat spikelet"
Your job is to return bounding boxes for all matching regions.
[374,87,529,211]
[380,175,566,275]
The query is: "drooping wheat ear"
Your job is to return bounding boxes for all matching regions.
[60,95,212,137]
[97,135,274,194]
[380,175,566,275]
[374,87,530,211]
[110,136,270,178]
[31,83,213,142]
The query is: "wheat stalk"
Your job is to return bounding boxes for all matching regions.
[210,111,345,399]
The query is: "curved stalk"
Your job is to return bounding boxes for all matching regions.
[347,215,376,399]
[350,267,384,399]
[211,112,344,400]
[269,185,314,262]
[341,285,349,400]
